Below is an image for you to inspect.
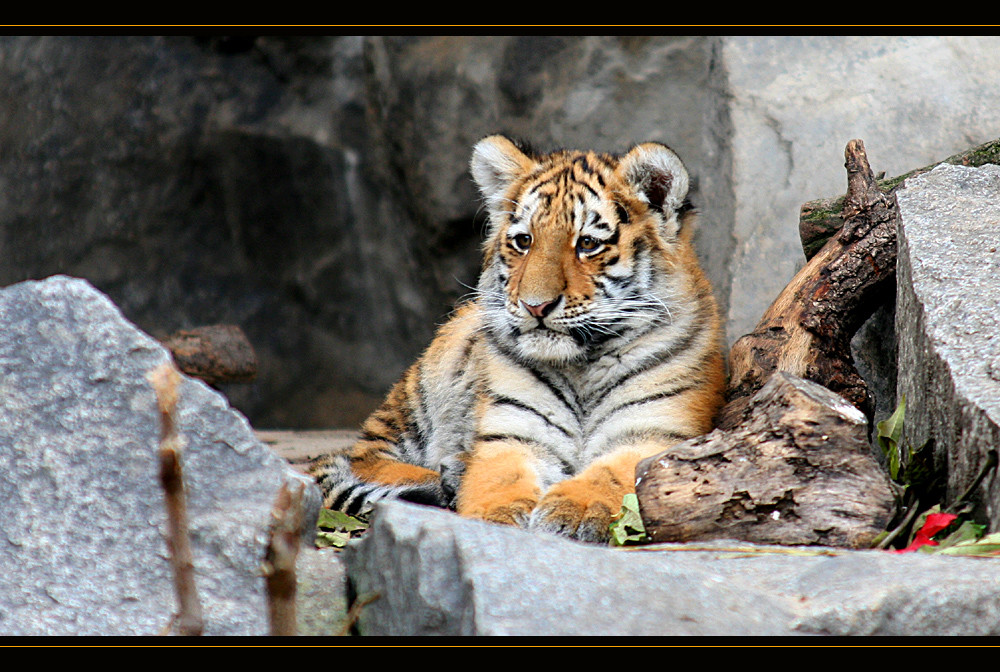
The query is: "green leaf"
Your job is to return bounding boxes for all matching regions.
[932,519,986,551]
[936,532,1000,557]
[609,493,649,546]
[317,508,369,533]
[315,508,369,549]
[877,396,906,450]
[315,530,351,549]
[877,396,906,480]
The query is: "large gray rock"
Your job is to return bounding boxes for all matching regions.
[295,548,349,636]
[896,163,1000,526]
[345,500,1000,636]
[0,276,320,635]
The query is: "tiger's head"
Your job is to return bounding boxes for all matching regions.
[470,134,704,367]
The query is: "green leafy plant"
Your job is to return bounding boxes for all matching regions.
[936,532,1000,557]
[876,397,997,555]
[315,509,369,549]
[876,396,906,480]
[876,396,939,496]
[609,493,649,546]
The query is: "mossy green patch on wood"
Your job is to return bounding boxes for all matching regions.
[800,137,1000,258]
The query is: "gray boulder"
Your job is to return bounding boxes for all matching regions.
[345,500,1000,636]
[0,275,320,635]
[896,163,1000,526]
[295,548,349,636]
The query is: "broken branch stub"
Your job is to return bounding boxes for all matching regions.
[799,137,1000,259]
[636,373,896,548]
[720,139,899,429]
[148,362,204,636]
[264,482,304,637]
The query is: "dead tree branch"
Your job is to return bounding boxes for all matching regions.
[719,139,900,429]
[149,362,204,636]
[636,373,896,548]
[263,481,305,636]
[799,137,1000,259]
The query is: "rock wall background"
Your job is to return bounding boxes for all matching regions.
[3,35,1000,429]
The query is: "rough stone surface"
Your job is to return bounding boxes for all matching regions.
[723,36,1000,345]
[895,163,1000,526]
[344,500,1000,637]
[295,548,349,637]
[0,35,438,429]
[0,276,320,635]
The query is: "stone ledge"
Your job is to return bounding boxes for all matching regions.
[343,500,1000,637]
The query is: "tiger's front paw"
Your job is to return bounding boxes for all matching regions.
[462,497,537,528]
[455,446,540,528]
[528,483,617,544]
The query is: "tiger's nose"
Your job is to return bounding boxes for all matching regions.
[521,297,560,318]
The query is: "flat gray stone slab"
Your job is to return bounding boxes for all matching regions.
[896,164,1000,526]
[345,500,1000,637]
[0,276,320,635]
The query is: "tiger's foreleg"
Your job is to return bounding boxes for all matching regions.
[455,438,542,527]
[528,442,667,543]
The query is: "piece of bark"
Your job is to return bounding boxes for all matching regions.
[799,137,1000,259]
[719,139,898,429]
[162,324,258,386]
[636,372,896,548]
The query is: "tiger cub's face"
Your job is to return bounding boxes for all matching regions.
[471,135,693,366]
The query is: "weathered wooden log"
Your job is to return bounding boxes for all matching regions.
[799,137,1000,259]
[636,372,896,548]
[161,324,258,386]
[719,139,899,430]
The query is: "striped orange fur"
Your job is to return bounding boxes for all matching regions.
[311,135,725,543]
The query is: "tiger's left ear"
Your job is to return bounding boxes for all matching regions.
[617,143,690,238]
[470,135,537,214]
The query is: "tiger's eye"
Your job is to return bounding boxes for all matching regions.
[577,235,600,252]
[513,233,532,250]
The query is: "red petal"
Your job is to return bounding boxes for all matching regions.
[887,512,958,554]
[921,513,958,536]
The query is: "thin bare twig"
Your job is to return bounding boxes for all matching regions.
[875,498,921,550]
[336,592,381,637]
[149,362,204,637]
[263,481,305,636]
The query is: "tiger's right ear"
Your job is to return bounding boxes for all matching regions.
[470,135,537,213]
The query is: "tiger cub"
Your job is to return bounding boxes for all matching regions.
[311,135,725,543]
